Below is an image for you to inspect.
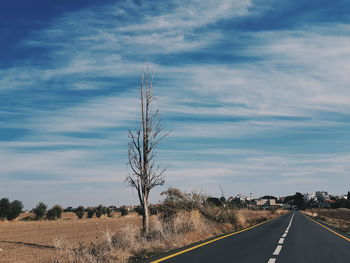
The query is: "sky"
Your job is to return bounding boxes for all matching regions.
[1,0,350,209]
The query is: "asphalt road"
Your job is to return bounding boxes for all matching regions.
[151,211,350,263]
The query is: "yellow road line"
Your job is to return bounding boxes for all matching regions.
[304,214,350,242]
[151,214,285,263]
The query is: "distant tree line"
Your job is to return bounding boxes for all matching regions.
[0,198,162,221]
[283,192,350,210]
[3,191,348,222]
[0,198,23,220]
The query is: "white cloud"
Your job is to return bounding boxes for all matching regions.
[2,0,350,207]
[117,0,251,31]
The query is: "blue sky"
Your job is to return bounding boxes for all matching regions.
[1,0,350,209]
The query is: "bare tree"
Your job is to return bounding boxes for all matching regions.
[127,68,167,235]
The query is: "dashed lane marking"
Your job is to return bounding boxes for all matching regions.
[151,214,286,263]
[266,211,295,263]
[273,245,282,256]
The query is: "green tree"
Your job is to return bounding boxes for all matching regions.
[0,198,10,220]
[106,207,113,217]
[95,205,106,218]
[206,197,222,206]
[261,195,277,200]
[119,206,129,216]
[86,207,95,218]
[47,205,63,220]
[33,202,47,220]
[75,206,85,219]
[333,199,350,209]
[149,205,158,215]
[219,196,226,204]
[7,200,23,220]
[294,192,306,210]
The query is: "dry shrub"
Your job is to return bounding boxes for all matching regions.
[53,210,213,263]
[54,207,286,263]
[111,226,139,250]
[235,210,248,228]
[167,210,208,234]
[235,209,288,229]
[199,205,237,226]
[53,227,139,263]
[304,208,350,233]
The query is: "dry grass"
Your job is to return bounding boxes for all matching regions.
[53,208,288,263]
[0,212,140,263]
[16,211,122,221]
[235,209,286,228]
[303,208,350,234]
[0,207,288,263]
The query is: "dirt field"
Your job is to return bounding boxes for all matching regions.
[0,209,288,263]
[304,208,350,234]
[0,212,141,263]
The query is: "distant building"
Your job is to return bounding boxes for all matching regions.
[256,199,276,206]
[237,194,252,202]
[304,193,317,202]
[227,194,253,204]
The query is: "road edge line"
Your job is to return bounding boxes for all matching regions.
[150,213,287,263]
[303,213,350,242]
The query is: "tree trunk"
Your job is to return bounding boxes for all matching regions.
[142,195,150,235]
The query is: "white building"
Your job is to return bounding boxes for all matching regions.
[256,199,276,206]
[304,193,317,202]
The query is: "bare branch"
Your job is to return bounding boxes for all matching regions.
[126,67,168,234]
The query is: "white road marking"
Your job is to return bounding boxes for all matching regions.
[273,245,283,256]
[266,211,295,263]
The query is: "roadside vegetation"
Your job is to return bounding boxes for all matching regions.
[53,188,287,263]
[303,208,350,235]
[2,192,349,263]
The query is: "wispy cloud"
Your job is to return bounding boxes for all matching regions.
[1,0,350,208]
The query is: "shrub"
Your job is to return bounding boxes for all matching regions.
[47,209,55,220]
[160,188,204,220]
[47,205,63,220]
[150,206,158,215]
[106,207,113,217]
[0,198,10,220]
[119,206,129,216]
[134,205,144,216]
[33,202,47,220]
[206,197,222,206]
[333,199,350,209]
[95,205,107,218]
[64,206,74,212]
[7,200,23,220]
[75,206,85,219]
[86,207,95,218]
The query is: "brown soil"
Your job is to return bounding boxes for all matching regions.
[0,212,141,263]
[304,208,350,234]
